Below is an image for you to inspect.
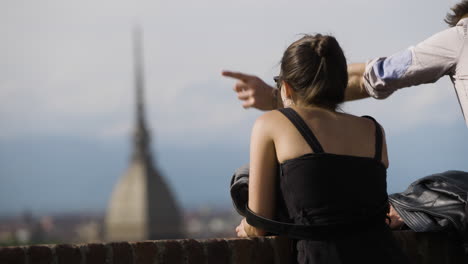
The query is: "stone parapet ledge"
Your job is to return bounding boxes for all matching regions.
[392,231,466,263]
[0,231,466,264]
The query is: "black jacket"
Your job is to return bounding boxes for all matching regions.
[230,164,290,223]
[389,170,468,239]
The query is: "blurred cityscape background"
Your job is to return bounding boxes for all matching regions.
[1,0,468,246]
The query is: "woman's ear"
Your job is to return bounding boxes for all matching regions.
[283,82,294,98]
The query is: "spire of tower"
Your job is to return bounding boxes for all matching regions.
[105,25,183,241]
[132,25,150,160]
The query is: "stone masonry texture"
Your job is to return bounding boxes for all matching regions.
[0,231,466,264]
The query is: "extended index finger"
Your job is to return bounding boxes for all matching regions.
[222,70,254,81]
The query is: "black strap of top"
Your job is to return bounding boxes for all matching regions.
[278,108,324,153]
[361,115,383,162]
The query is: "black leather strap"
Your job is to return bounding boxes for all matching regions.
[362,115,383,162]
[278,108,325,153]
[245,204,388,240]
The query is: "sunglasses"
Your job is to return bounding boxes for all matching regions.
[273,75,282,89]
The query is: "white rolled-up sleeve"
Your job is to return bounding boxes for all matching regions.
[363,26,461,99]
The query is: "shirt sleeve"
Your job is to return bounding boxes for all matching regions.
[363,26,462,99]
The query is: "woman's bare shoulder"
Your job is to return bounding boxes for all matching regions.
[255,110,287,125]
[338,112,383,130]
[252,110,289,136]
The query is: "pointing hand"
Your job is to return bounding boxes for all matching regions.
[222,70,278,110]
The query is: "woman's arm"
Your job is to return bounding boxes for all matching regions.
[237,113,278,237]
[380,124,389,168]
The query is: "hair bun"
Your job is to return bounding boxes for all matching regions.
[316,36,333,57]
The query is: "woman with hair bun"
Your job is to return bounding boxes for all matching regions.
[234,34,408,263]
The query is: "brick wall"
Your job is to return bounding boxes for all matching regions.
[0,231,466,264]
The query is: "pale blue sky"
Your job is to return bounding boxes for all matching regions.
[0,0,467,214]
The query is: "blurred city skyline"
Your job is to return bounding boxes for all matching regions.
[1,0,468,216]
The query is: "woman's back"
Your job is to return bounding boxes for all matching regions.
[272,106,388,167]
[268,107,406,264]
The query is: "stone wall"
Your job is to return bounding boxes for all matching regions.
[0,231,466,264]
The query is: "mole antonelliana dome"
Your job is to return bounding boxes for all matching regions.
[105,27,183,241]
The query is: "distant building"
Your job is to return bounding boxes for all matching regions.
[105,27,183,241]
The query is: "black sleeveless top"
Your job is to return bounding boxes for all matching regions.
[276,108,408,264]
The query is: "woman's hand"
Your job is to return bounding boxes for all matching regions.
[386,204,404,229]
[235,218,249,237]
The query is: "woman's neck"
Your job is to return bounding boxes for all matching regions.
[293,102,336,113]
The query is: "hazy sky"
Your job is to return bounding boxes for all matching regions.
[1,0,467,215]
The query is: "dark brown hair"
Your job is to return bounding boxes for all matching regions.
[280,34,347,110]
[445,0,468,27]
